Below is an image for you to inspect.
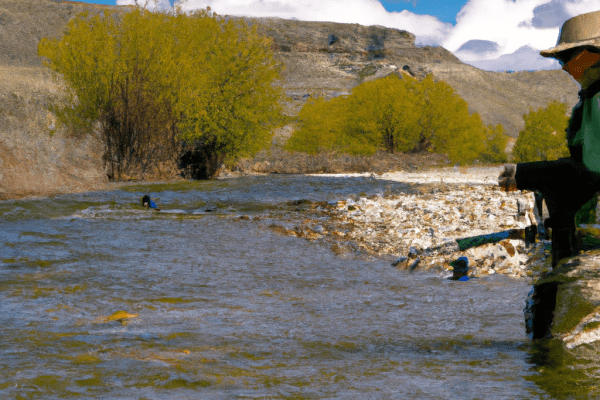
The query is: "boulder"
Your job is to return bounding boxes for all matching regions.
[528,251,600,344]
[525,249,600,396]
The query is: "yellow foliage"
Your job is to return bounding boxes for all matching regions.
[512,101,570,162]
[286,73,506,164]
[38,7,283,179]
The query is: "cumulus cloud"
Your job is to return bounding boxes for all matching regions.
[444,0,558,57]
[447,0,600,71]
[117,0,452,46]
[117,0,173,10]
[457,40,500,53]
[563,0,600,18]
[528,0,570,28]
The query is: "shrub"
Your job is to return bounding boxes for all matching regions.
[480,124,509,163]
[38,7,283,180]
[286,73,507,164]
[512,101,570,163]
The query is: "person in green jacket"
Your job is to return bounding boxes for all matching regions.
[499,10,600,267]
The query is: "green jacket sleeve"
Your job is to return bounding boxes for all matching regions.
[581,93,600,173]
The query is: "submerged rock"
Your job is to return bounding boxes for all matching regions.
[391,256,408,267]
[523,249,600,390]
[529,252,600,348]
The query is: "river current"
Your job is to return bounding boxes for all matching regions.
[0,175,563,398]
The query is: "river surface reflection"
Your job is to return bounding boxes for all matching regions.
[0,175,549,398]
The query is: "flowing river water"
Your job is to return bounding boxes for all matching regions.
[0,175,582,399]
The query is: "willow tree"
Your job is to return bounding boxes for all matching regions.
[286,73,507,164]
[346,74,421,154]
[284,96,350,155]
[480,124,508,163]
[512,101,570,163]
[173,14,284,178]
[38,7,283,180]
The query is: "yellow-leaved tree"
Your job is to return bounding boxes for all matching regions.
[480,124,508,163]
[284,96,350,155]
[345,75,421,154]
[512,101,570,163]
[39,7,283,180]
[286,73,507,164]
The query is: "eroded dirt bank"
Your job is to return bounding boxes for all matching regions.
[0,66,107,200]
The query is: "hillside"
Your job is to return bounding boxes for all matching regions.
[0,0,580,199]
[248,17,578,138]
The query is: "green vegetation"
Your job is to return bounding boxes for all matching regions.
[285,74,507,164]
[583,321,600,331]
[162,378,212,389]
[526,338,598,399]
[553,287,597,335]
[512,101,570,163]
[38,7,283,180]
[148,297,204,304]
[576,194,599,226]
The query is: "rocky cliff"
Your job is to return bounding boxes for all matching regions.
[0,0,580,199]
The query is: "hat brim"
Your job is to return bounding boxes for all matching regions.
[540,38,600,59]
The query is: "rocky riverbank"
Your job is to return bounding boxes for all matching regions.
[268,166,552,279]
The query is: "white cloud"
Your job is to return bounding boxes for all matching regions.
[117,0,173,10]
[117,0,452,46]
[564,0,600,17]
[446,0,600,71]
[444,0,558,58]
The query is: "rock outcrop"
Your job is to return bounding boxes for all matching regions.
[526,242,600,340]
[0,0,112,199]
[0,65,106,200]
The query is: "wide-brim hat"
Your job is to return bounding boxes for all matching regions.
[540,10,600,60]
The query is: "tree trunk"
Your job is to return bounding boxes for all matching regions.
[179,142,224,180]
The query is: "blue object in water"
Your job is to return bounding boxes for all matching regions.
[141,195,159,210]
[458,276,470,282]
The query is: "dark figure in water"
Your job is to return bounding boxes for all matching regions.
[499,10,600,267]
[449,257,469,281]
[141,195,160,211]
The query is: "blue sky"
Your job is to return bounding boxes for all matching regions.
[76,0,600,72]
[380,0,465,24]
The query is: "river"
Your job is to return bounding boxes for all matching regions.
[0,174,572,398]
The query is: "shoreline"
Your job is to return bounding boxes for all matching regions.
[1,164,501,202]
[2,166,552,280]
